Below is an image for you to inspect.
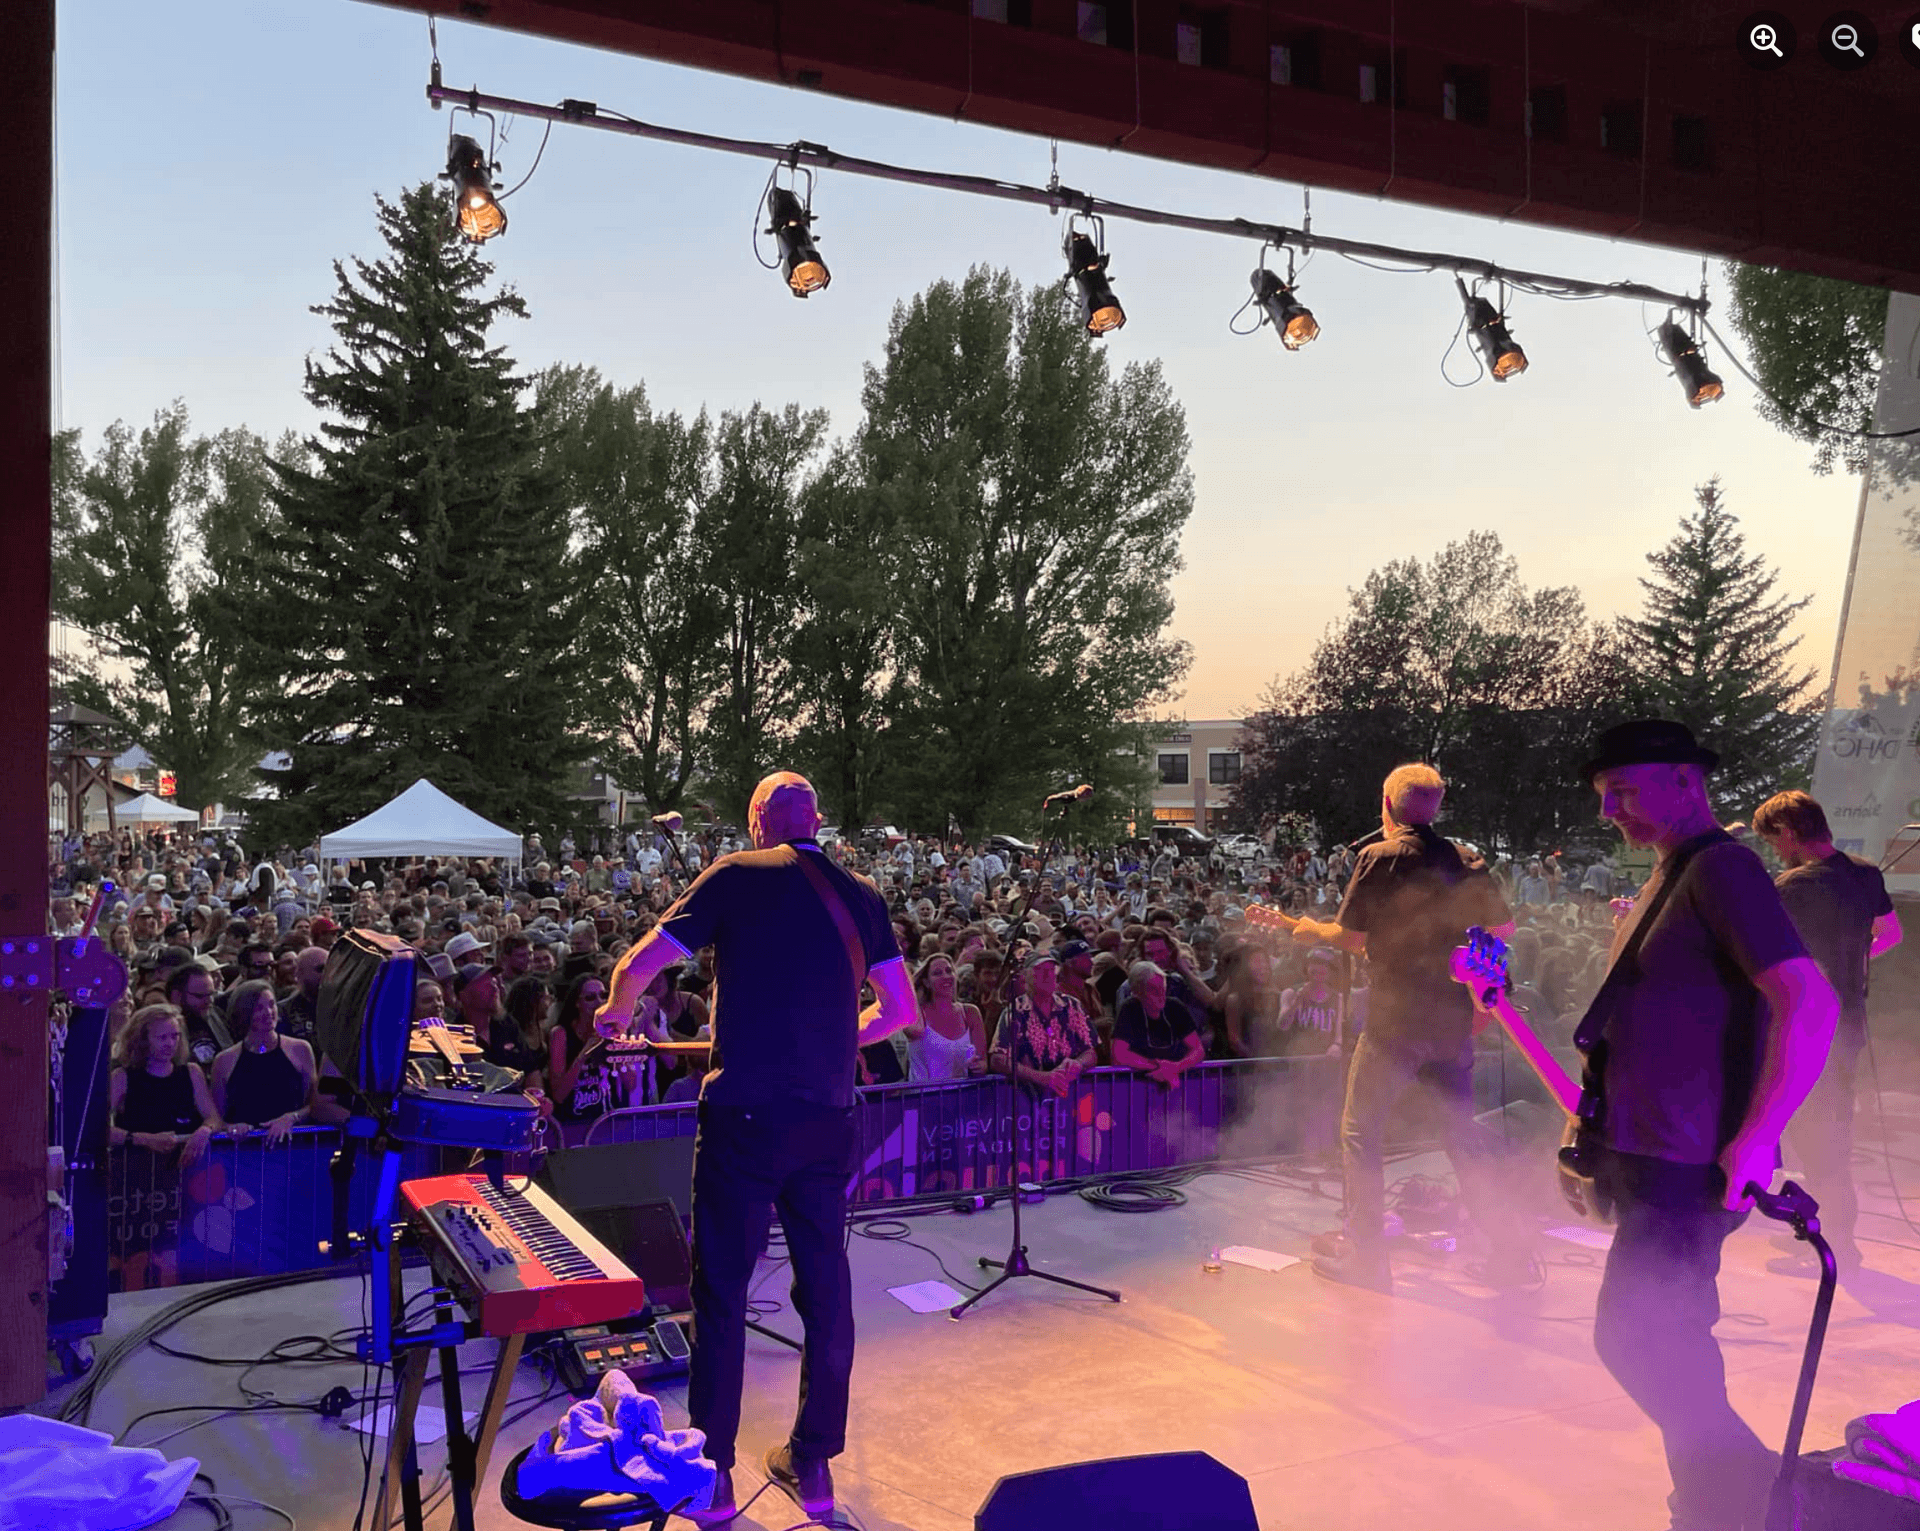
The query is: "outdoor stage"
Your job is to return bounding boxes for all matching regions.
[73,1107,1920,1531]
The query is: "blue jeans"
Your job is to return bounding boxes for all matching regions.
[1593,1151,1775,1531]
[687,1099,857,1470]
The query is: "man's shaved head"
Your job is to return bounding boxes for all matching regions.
[748,772,822,849]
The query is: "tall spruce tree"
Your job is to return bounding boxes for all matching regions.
[1625,478,1819,807]
[247,183,585,848]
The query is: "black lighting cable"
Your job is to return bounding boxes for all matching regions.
[1702,314,1920,440]
[1077,1179,1186,1212]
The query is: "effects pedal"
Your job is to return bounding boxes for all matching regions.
[555,1318,691,1396]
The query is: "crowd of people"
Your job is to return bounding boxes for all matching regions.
[54,813,1627,1188]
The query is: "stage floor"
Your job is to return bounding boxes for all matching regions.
[71,1101,1920,1531]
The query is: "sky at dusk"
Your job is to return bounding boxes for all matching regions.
[54,0,1867,721]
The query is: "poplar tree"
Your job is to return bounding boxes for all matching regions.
[248,182,585,848]
[1624,477,1819,805]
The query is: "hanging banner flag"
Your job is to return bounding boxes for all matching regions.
[1812,292,1920,894]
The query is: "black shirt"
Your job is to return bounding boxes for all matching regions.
[656,840,901,1109]
[1775,852,1892,1035]
[1334,824,1510,1046]
[1112,995,1199,1062]
[1598,832,1807,1165]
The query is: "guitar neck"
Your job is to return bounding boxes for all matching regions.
[1484,995,1582,1117]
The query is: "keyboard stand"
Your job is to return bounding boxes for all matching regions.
[374,1298,528,1531]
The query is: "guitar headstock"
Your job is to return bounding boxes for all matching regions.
[1448,926,1510,992]
[1243,904,1296,936]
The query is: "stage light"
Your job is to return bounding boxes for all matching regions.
[1250,268,1319,350]
[1457,278,1527,381]
[766,187,830,297]
[1658,320,1725,408]
[446,134,506,244]
[1064,229,1124,336]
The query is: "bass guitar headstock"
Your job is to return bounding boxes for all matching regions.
[1448,925,1509,995]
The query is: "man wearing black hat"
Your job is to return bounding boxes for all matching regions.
[1573,720,1838,1531]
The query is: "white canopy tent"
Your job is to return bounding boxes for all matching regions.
[317,778,521,863]
[111,792,200,824]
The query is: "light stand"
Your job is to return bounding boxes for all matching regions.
[949,793,1120,1319]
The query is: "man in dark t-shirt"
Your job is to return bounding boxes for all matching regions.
[1109,962,1205,1086]
[1287,763,1524,1292]
[1580,722,1838,1531]
[1753,789,1903,1267]
[598,772,915,1525]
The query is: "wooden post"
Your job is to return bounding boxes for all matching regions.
[0,0,56,1408]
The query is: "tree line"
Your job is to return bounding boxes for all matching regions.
[53,183,1191,848]
[1230,487,1822,855]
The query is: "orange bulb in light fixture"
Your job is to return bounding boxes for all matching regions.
[1066,232,1125,336]
[1251,268,1317,351]
[445,134,506,244]
[767,187,831,299]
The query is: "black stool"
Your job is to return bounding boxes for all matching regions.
[498,1443,686,1531]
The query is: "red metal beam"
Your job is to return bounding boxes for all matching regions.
[376,0,1920,290]
[0,0,54,1409]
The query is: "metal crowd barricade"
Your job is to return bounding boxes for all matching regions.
[97,1050,1512,1293]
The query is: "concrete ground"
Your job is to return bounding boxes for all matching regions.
[61,1100,1920,1531]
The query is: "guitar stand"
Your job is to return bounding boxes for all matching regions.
[1745,1178,1839,1531]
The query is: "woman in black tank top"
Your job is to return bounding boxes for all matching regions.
[210,980,317,1144]
[109,1003,223,1291]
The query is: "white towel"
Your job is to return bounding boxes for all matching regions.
[1844,1399,1920,1485]
[516,1370,715,1511]
[0,1416,198,1531]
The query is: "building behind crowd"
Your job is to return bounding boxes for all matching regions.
[1143,718,1246,836]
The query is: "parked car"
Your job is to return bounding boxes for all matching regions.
[817,825,843,847]
[1151,825,1215,854]
[985,833,1038,859]
[1218,833,1265,859]
[861,824,906,849]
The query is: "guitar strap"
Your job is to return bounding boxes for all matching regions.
[794,848,870,991]
[1572,830,1723,1057]
[1568,831,1725,1151]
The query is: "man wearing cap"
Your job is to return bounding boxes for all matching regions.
[1290,762,1525,1293]
[1567,721,1838,1531]
[596,772,915,1524]
[443,930,489,968]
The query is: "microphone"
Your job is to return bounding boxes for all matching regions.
[1043,784,1094,807]
[1344,826,1386,853]
[651,812,684,833]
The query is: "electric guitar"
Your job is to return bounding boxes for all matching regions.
[1449,928,1612,1224]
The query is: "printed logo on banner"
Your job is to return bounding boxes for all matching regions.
[1830,711,1903,761]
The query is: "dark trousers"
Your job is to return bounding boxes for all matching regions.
[687,1099,857,1471]
[1338,1030,1529,1255]
[1785,1027,1863,1258]
[1593,1152,1774,1531]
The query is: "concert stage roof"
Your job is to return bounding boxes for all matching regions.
[65,1113,1920,1531]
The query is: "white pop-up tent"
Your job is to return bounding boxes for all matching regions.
[113,792,201,824]
[318,778,521,862]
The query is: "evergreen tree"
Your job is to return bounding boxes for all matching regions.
[247,183,585,848]
[52,406,281,812]
[1625,478,1819,806]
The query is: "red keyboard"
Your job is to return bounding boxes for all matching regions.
[400,1173,648,1337]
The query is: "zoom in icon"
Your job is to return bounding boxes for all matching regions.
[1742,11,1797,68]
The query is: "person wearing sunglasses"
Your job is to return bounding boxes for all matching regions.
[547,971,637,1125]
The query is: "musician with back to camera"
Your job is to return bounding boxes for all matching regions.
[1288,762,1535,1293]
[1570,721,1838,1531]
[597,771,916,1525]
[1749,788,1902,1275]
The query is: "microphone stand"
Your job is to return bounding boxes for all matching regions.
[949,795,1121,1320]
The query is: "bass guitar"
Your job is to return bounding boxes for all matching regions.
[1448,927,1612,1224]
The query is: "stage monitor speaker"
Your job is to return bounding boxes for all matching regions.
[570,1199,694,1315]
[535,1138,698,1225]
[974,1452,1256,1530]
[315,929,416,1101]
